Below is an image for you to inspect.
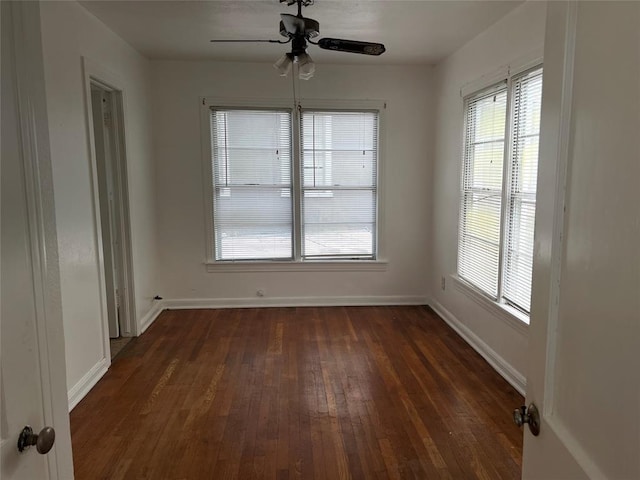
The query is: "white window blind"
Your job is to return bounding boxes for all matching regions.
[503,68,543,312]
[301,111,378,259]
[459,85,508,298]
[211,109,292,260]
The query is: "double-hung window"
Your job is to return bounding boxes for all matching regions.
[301,110,378,259]
[211,109,293,260]
[458,66,543,316]
[206,102,381,264]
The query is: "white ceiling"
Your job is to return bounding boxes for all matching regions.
[79,0,523,65]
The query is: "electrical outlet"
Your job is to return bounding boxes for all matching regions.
[256,289,265,297]
[441,276,446,290]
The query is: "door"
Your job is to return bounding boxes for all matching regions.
[83,67,136,343]
[91,86,120,339]
[522,2,639,478]
[0,1,73,479]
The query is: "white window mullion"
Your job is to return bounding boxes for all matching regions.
[292,105,303,260]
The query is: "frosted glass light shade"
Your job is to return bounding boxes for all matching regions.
[274,53,293,76]
[297,52,315,80]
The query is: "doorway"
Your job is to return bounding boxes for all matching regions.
[87,78,136,360]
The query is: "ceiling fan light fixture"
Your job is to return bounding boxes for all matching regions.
[274,53,293,76]
[212,0,386,80]
[297,52,315,80]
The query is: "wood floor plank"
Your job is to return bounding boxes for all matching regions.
[70,306,523,479]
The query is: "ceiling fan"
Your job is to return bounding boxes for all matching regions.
[210,0,386,80]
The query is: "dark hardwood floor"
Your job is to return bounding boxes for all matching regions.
[70,306,523,479]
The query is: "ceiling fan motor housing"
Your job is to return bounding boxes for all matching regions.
[279,15,319,38]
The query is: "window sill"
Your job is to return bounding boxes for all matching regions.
[205,260,388,273]
[450,274,529,334]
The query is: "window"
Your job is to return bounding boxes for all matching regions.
[211,109,293,261]
[207,102,381,263]
[458,66,543,315]
[301,110,378,259]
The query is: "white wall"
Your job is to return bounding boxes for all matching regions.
[39,1,158,403]
[428,1,547,392]
[152,61,432,305]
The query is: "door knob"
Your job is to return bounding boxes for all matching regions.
[17,426,56,454]
[513,403,540,436]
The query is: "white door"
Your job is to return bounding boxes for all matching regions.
[1,2,74,479]
[523,2,639,479]
[91,87,120,339]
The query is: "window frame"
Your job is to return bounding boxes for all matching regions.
[457,61,543,324]
[200,97,387,272]
[210,106,294,262]
[501,68,544,314]
[459,81,508,300]
[299,107,380,261]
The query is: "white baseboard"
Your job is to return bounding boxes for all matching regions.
[139,301,164,334]
[66,303,164,412]
[162,295,429,310]
[67,357,109,411]
[429,299,526,396]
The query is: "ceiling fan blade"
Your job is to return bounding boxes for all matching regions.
[280,13,305,35]
[317,38,386,56]
[210,39,287,43]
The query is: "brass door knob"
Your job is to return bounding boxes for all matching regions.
[17,426,56,454]
[513,403,541,436]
